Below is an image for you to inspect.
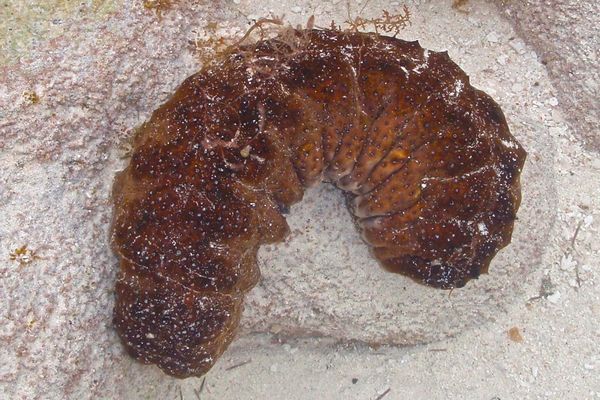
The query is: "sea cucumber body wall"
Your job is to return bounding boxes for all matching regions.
[111,29,526,377]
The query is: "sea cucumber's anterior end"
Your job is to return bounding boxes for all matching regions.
[113,268,242,378]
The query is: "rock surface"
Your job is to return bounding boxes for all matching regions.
[494,0,600,153]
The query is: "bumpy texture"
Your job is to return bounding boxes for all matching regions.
[111,29,526,378]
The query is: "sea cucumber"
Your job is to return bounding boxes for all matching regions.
[111,28,526,377]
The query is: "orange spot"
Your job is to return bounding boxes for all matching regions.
[389,148,408,161]
[301,142,314,153]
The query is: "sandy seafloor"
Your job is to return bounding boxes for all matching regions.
[0,0,598,399]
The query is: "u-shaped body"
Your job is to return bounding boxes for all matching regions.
[111,29,526,377]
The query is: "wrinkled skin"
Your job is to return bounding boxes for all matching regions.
[111,29,526,378]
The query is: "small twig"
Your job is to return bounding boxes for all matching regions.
[574,262,582,288]
[571,219,583,248]
[375,388,391,400]
[179,386,184,400]
[225,359,252,371]
[193,378,206,400]
[575,265,581,287]
[429,348,448,352]
[527,295,542,303]
[358,0,373,16]
[571,219,584,288]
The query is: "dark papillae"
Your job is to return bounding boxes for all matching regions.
[111,28,526,378]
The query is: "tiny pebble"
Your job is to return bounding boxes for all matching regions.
[291,6,302,13]
[486,32,500,43]
[497,54,509,65]
[568,279,579,288]
[560,254,576,270]
[508,326,524,343]
[547,291,561,304]
[509,39,527,55]
[233,0,240,4]
[547,97,559,106]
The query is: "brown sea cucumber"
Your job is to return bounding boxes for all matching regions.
[111,28,526,378]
